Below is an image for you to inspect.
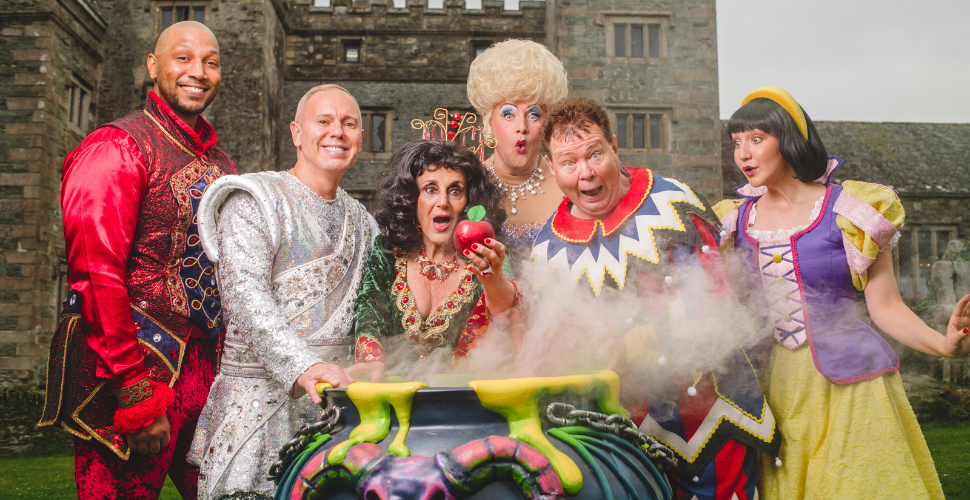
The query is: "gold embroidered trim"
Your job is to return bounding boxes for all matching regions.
[72,381,131,460]
[165,160,224,321]
[143,109,195,156]
[710,344,769,425]
[132,303,186,380]
[114,378,152,409]
[60,422,91,440]
[392,249,477,353]
[37,313,80,427]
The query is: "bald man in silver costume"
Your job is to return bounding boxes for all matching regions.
[188,85,378,499]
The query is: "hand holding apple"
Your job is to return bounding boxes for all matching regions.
[456,206,504,277]
[453,205,495,256]
[454,206,516,315]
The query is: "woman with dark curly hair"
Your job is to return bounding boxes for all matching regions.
[352,140,519,372]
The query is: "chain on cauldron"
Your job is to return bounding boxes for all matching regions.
[267,406,343,484]
[546,402,678,470]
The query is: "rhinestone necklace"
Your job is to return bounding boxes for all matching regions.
[415,246,459,282]
[486,155,544,215]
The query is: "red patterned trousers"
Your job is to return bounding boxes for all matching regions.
[74,339,216,500]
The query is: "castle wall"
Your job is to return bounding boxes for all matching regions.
[0,0,730,388]
[555,0,723,203]
[0,0,105,388]
[87,0,287,173]
[282,80,471,194]
[279,0,549,192]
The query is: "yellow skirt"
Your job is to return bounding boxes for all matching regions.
[758,343,944,500]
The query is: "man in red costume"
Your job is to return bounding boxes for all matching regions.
[39,21,235,499]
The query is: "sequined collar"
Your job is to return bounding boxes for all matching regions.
[550,167,653,243]
[145,90,217,156]
[391,249,477,354]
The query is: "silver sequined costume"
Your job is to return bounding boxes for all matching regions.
[188,171,376,500]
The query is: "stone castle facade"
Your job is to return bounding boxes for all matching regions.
[10,0,967,392]
[1,0,723,388]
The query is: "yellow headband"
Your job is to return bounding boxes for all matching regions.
[740,86,809,142]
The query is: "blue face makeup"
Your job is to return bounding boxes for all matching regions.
[500,104,517,120]
[500,103,543,122]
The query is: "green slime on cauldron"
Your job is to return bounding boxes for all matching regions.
[317,370,628,496]
[469,371,628,495]
[324,381,428,465]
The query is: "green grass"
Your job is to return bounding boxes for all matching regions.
[1,423,968,499]
[923,420,970,499]
[0,455,181,500]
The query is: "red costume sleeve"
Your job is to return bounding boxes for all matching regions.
[62,128,173,432]
[689,213,733,302]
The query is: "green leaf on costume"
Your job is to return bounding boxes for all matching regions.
[467,205,486,222]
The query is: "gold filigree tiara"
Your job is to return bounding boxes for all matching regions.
[411,108,496,162]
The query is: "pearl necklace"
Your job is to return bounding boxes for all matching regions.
[486,155,544,215]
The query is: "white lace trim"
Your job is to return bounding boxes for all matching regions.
[746,196,825,240]
[883,230,901,253]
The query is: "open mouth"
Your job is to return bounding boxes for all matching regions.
[515,140,527,154]
[432,215,452,231]
[323,145,348,153]
[743,166,757,176]
[581,186,603,198]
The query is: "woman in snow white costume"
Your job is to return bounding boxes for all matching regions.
[714,86,970,499]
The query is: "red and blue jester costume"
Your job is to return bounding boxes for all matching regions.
[531,167,780,500]
[39,91,235,499]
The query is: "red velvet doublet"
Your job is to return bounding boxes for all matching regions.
[40,92,235,460]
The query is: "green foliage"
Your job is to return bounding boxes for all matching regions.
[952,249,970,261]
[912,299,938,313]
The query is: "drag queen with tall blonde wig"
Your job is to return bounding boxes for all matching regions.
[714,86,970,499]
[467,39,568,266]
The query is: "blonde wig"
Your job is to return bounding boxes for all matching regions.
[466,39,568,137]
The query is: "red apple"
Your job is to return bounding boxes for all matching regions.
[453,205,495,256]
[453,219,495,256]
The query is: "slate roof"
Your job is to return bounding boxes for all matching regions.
[721,122,970,196]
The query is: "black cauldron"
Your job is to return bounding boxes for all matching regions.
[274,374,671,500]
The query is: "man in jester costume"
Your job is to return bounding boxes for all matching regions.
[530,98,779,500]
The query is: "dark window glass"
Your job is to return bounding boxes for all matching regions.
[345,42,361,63]
[371,114,386,153]
[472,42,490,61]
[614,26,626,58]
[648,25,660,58]
[68,86,77,125]
[79,88,88,127]
[631,25,643,58]
[161,8,173,29]
[176,6,189,22]
[649,115,662,149]
[194,8,205,23]
[633,115,645,149]
[615,114,628,148]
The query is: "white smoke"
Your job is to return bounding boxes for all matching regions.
[381,245,776,394]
